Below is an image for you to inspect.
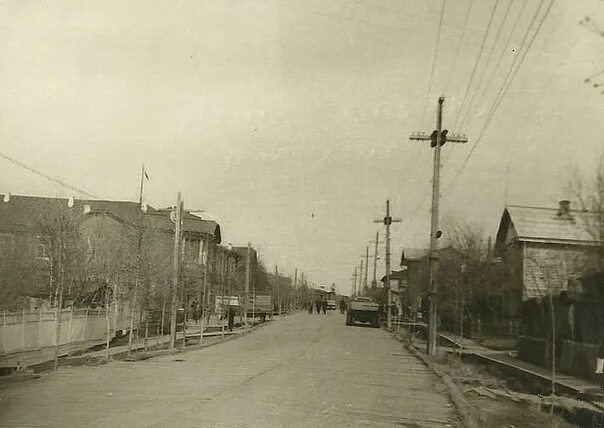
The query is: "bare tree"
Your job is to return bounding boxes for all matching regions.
[438,218,490,335]
[33,207,87,370]
[569,156,604,269]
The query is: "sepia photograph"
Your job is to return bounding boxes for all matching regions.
[0,1,603,426]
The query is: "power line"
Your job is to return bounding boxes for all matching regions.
[419,0,447,128]
[444,0,556,195]
[0,150,99,198]
[458,0,516,131]
[452,0,501,130]
[459,0,529,131]
[444,0,476,95]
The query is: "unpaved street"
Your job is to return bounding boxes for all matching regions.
[0,313,457,427]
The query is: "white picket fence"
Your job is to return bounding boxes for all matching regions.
[0,305,135,356]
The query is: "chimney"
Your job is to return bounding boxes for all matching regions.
[558,200,571,218]
[3,193,10,203]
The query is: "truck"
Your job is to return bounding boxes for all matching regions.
[346,297,380,328]
[248,295,272,322]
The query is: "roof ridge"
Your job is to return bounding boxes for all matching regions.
[506,204,557,210]
[507,204,594,215]
[0,193,146,206]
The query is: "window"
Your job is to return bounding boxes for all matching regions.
[36,243,49,259]
[35,236,49,260]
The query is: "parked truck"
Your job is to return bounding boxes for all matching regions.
[346,297,380,328]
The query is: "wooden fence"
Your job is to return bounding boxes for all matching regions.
[1,304,135,356]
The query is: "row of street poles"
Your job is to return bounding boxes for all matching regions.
[352,232,381,297]
[351,98,467,353]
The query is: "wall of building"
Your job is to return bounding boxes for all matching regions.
[522,242,599,300]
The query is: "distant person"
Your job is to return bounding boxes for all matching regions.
[339,299,347,314]
[308,300,313,314]
[227,306,235,331]
[322,300,327,314]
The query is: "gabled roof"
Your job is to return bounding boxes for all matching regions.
[146,209,221,242]
[81,199,158,225]
[496,204,598,246]
[0,194,153,231]
[0,194,72,231]
[0,194,221,242]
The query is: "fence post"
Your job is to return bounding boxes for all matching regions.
[38,308,43,350]
[82,307,89,344]
[144,311,149,351]
[160,301,166,340]
[182,310,187,349]
[68,306,74,354]
[2,309,6,355]
[22,308,26,351]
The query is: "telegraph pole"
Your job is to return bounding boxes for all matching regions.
[370,231,380,288]
[275,265,281,316]
[359,260,364,296]
[351,268,358,296]
[374,200,401,330]
[169,192,183,349]
[294,268,298,309]
[200,245,208,344]
[410,96,467,356]
[300,271,305,307]
[127,164,146,356]
[364,246,369,292]
[244,243,250,330]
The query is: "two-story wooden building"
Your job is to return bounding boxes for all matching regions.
[0,193,238,315]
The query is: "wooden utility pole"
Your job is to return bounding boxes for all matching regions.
[128,164,146,356]
[351,268,358,296]
[371,231,380,288]
[300,271,305,307]
[220,250,226,338]
[358,260,364,296]
[169,192,183,349]
[244,243,251,330]
[201,245,209,343]
[52,256,62,371]
[410,96,467,356]
[363,246,369,292]
[274,265,280,316]
[374,200,401,330]
[198,240,205,343]
[294,268,298,309]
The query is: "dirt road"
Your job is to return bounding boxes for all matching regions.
[0,312,457,427]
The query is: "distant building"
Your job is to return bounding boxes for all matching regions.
[380,270,406,315]
[0,193,237,310]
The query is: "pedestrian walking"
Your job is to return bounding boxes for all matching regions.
[227,306,235,331]
[322,300,327,314]
[339,299,347,315]
[315,299,321,314]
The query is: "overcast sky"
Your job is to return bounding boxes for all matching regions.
[1,0,603,294]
